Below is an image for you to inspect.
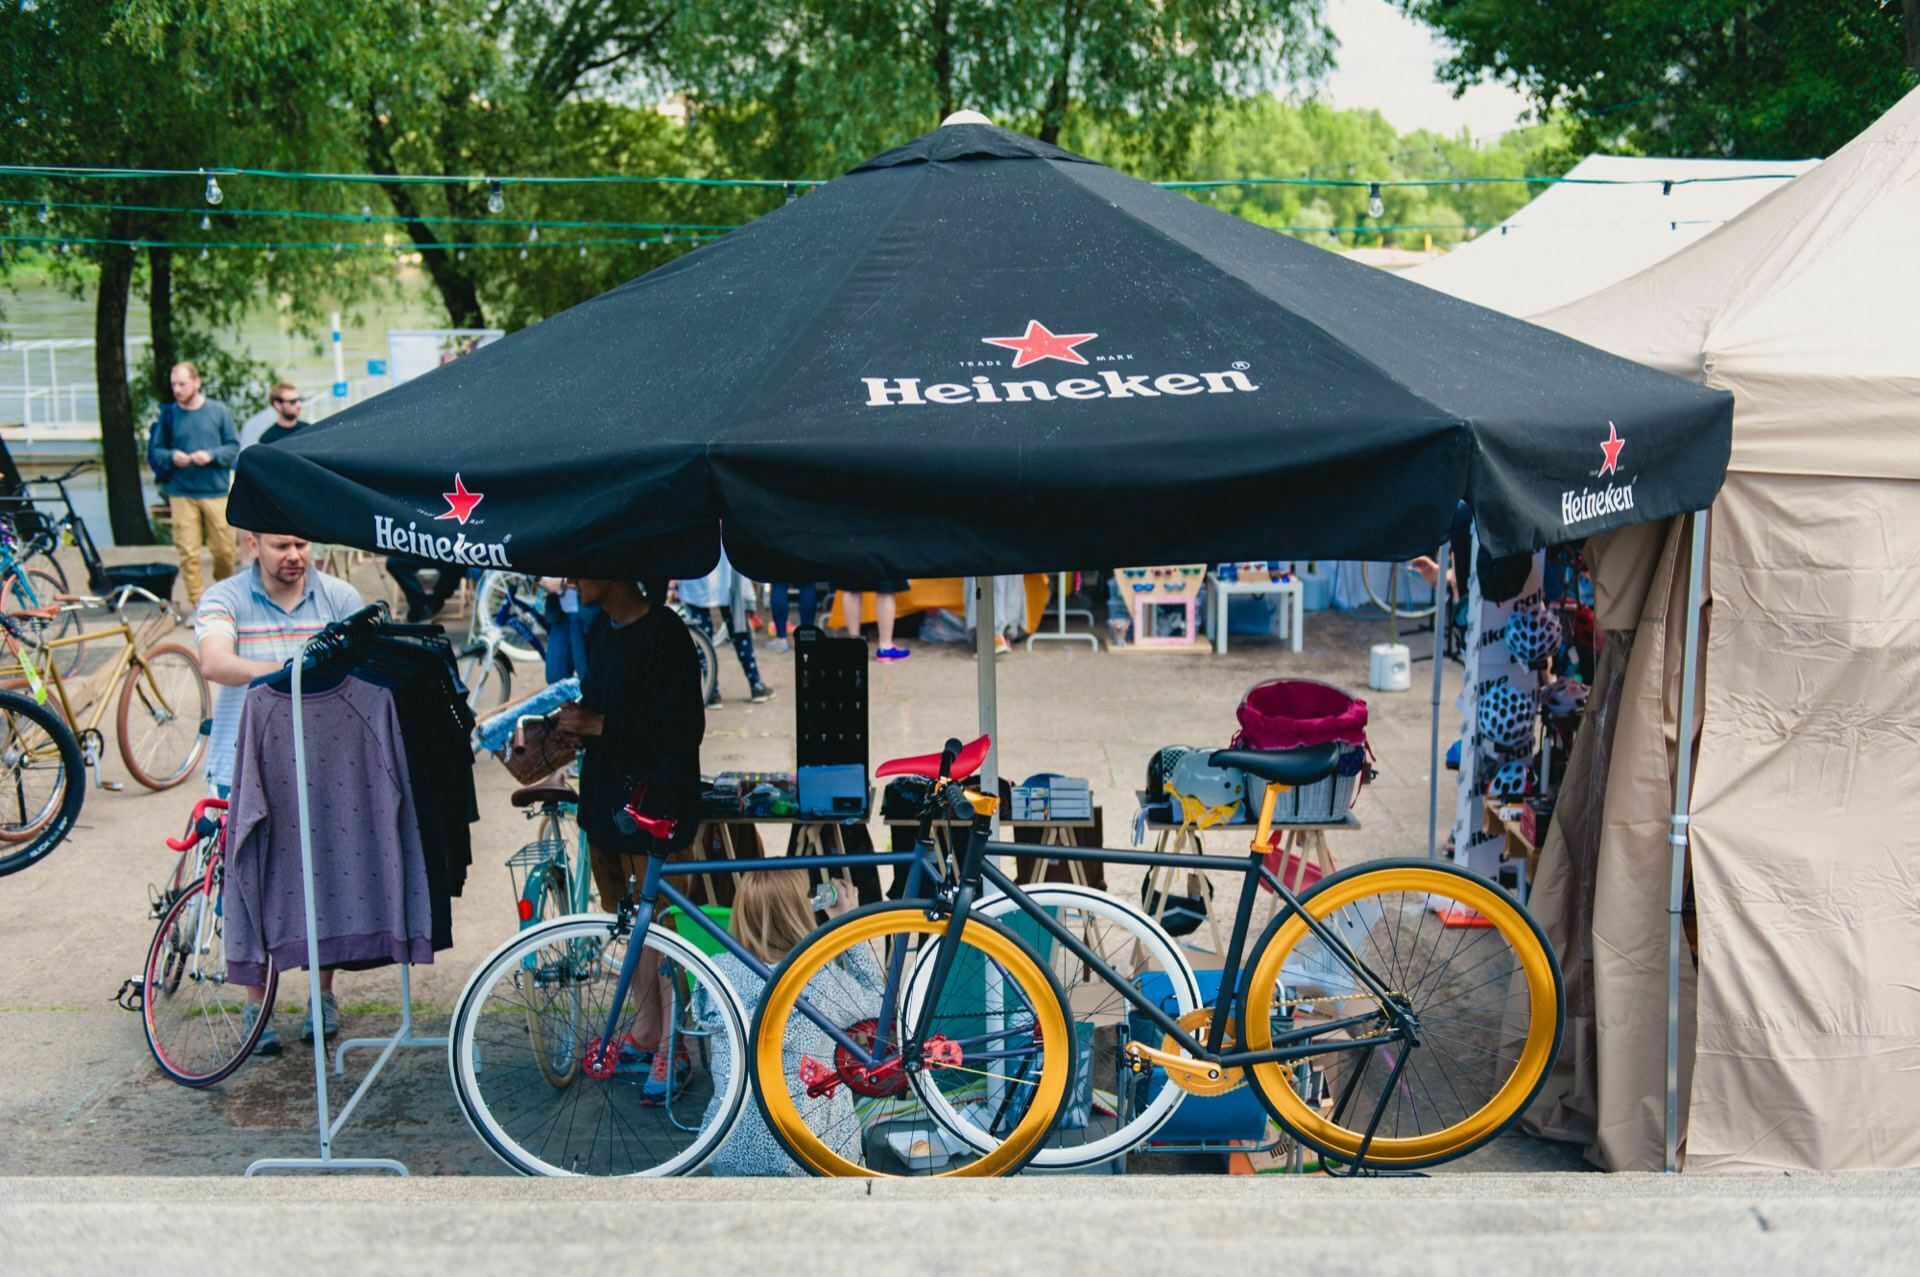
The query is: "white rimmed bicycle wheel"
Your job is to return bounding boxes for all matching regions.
[908,883,1202,1169]
[449,914,749,1177]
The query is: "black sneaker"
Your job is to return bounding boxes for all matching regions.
[749,683,776,704]
[705,688,723,708]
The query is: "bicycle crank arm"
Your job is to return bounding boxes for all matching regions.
[1122,1040,1234,1096]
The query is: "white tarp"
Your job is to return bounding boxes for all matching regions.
[1405,155,1815,319]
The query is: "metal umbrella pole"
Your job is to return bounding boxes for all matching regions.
[1426,541,1450,858]
[1664,511,1710,1174]
[976,576,1000,835]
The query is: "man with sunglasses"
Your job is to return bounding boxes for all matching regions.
[261,383,305,444]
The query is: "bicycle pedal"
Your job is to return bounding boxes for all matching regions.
[112,978,144,1013]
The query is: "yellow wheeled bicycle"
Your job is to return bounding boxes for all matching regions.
[755,736,1564,1175]
[0,584,209,792]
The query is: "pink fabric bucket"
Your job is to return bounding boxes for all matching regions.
[1233,679,1369,750]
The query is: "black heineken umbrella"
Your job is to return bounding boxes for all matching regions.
[230,122,1731,581]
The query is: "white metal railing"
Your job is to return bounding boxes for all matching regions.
[0,338,380,433]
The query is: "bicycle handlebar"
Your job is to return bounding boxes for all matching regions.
[166,797,229,850]
[613,781,677,842]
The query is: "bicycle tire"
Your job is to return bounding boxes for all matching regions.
[1236,858,1563,1170]
[1361,561,1439,620]
[143,872,278,1086]
[457,641,513,716]
[0,689,84,876]
[22,545,68,595]
[117,641,209,791]
[937,883,1201,1169]
[450,913,750,1177]
[0,567,86,679]
[476,572,548,665]
[675,608,718,704]
[751,901,1074,1178]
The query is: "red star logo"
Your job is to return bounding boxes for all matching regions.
[436,473,483,524]
[981,320,1098,369]
[1598,422,1626,477]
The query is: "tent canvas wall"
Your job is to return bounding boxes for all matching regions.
[1405,155,1816,319]
[1527,87,1920,1173]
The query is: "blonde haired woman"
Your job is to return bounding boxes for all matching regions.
[696,871,876,1175]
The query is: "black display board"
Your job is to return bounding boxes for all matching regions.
[793,626,868,771]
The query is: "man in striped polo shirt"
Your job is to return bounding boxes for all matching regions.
[194,532,363,1055]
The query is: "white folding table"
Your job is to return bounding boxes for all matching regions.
[1205,572,1304,654]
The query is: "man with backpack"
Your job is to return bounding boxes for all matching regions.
[147,361,240,607]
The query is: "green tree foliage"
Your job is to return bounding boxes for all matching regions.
[1399,1,1920,159]
[1122,98,1568,250]
[3,1,387,543]
[675,1,1335,176]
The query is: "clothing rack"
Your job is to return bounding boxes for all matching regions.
[244,601,444,1177]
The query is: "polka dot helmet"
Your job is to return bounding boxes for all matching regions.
[1543,676,1591,718]
[1477,678,1536,750]
[1488,760,1538,798]
[1503,605,1563,668]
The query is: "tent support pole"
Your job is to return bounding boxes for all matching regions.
[1427,542,1449,859]
[1665,511,1709,1174]
[977,577,999,836]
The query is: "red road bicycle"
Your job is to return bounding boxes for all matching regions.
[142,797,279,1086]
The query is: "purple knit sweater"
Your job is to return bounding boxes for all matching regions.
[223,676,433,985]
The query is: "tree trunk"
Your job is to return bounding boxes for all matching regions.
[1038,0,1081,145]
[932,0,954,123]
[147,245,175,402]
[95,215,154,546]
[366,99,488,329]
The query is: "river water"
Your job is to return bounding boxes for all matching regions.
[2,270,445,543]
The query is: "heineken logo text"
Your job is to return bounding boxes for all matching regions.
[863,369,1259,407]
[1560,481,1636,527]
[375,515,513,567]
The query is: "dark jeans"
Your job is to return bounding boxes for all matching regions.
[770,581,818,637]
[543,601,600,684]
[386,556,460,623]
[686,605,761,691]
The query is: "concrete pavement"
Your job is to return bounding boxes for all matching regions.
[4,1173,1917,1275]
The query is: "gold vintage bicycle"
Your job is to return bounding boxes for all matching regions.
[0,584,209,792]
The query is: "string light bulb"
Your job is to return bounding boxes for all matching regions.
[1367,183,1385,219]
[200,214,211,231]
[519,246,528,260]
[37,202,50,224]
[527,225,538,242]
[577,244,586,258]
[457,248,466,261]
[203,171,223,205]
[360,203,372,220]
[199,245,209,259]
[266,245,275,261]
[486,180,505,214]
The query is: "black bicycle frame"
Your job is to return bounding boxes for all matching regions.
[589,788,1412,1084]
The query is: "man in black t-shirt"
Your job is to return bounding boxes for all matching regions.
[552,576,706,1090]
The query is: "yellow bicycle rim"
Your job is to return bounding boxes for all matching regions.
[1242,865,1559,1166]
[755,909,1071,1178]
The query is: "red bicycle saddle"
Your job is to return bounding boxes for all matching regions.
[875,734,991,782]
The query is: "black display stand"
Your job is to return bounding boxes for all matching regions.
[793,625,868,772]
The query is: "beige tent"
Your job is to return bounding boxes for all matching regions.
[1526,87,1920,1172]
